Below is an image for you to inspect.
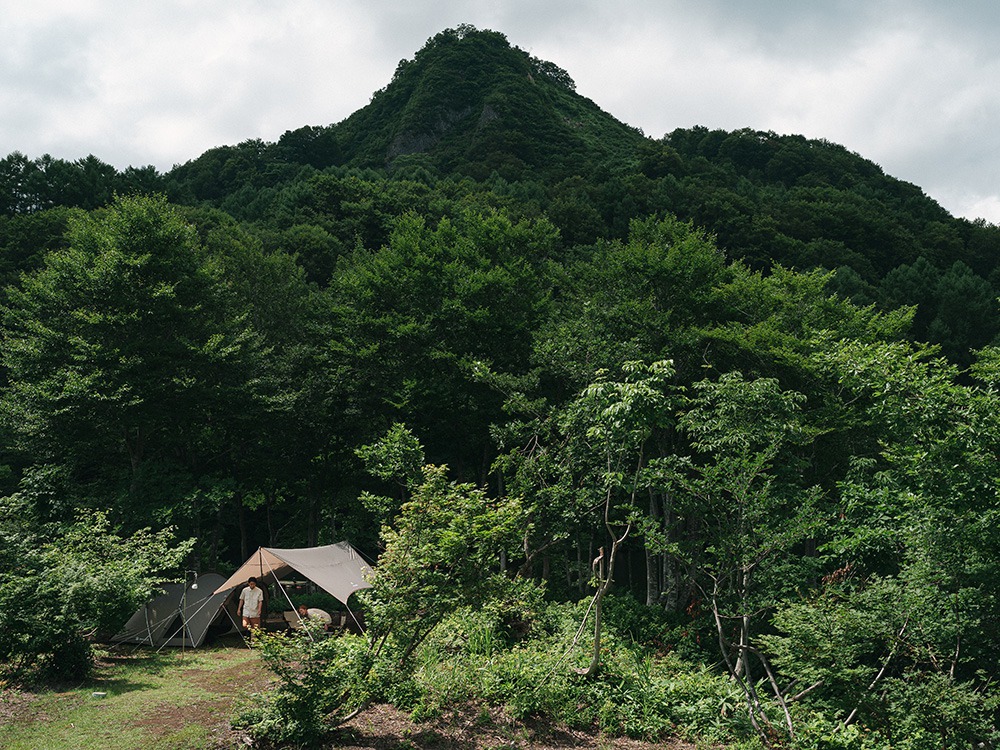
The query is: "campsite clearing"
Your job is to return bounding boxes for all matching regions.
[0,641,697,749]
[0,639,265,750]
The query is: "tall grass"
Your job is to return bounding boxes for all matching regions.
[411,596,756,744]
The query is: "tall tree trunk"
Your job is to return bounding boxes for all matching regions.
[645,490,661,606]
[734,566,752,678]
[663,490,683,612]
[576,488,634,678]
[238,498,248,561]
[267,499,275,546]
[125,424,144,497]
[307,483,320,547]
[208,504,222,570]
[193,511,202,570]
[497,470,506,575]
[577,528,629,678]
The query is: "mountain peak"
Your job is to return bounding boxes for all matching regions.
[334,26,643,179]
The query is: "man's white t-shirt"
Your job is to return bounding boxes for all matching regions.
[240,585,264,618]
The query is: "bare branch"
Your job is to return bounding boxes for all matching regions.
[787,680,824,702]
[843,616,909,728]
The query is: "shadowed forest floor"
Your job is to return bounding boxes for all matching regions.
[332,703,696,750]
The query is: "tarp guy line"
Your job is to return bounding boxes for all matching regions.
[261,548,315,643]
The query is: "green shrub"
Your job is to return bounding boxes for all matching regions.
[422,579,547,659]
[646,655,753,741]
[599,593,697,652]
[233,630,370,745]
[878,673,998,750]
[0,505,191,684]
[478,644,582,723]
[411,598,756,743]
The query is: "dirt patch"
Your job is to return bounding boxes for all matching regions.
[134,651,271,743]
[0,687,89,730]
[0,689,39,727]
[187,655,272,695]
[135,695,236,747]
[330,704,695,750]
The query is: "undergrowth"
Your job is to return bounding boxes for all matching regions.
[240,588,1000,749]
[411,595,754,744]
[237,589,758,747]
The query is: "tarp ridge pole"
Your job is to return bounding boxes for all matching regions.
[353,545,377,566]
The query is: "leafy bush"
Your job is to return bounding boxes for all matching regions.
[877,673,999,750]
[763,580,1000,748]
[0,504,191,684]
[362,463,524,667]
[598,592,713,659]
[234,630,371,745]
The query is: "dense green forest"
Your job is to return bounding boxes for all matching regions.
[1,25,998,749]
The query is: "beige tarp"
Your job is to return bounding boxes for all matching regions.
[214,542,374,604]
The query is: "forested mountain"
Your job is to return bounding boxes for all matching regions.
[5,26,996,362]
[1,25,998,747]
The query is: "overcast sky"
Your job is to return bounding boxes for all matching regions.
[2,1,998,222]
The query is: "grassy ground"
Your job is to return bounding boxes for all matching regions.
[0,638,265,750]
[0,639,698,749]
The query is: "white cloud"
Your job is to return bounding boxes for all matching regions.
[1,1,998,221]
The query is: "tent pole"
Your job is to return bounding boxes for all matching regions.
[153,589,226,654]
[118,609,179,650]
[143,602,154,646]
[156,618,187,655]
[181,585,187,658]
[126,603,199,653]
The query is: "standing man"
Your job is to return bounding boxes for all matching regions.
[238,577,264,632]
